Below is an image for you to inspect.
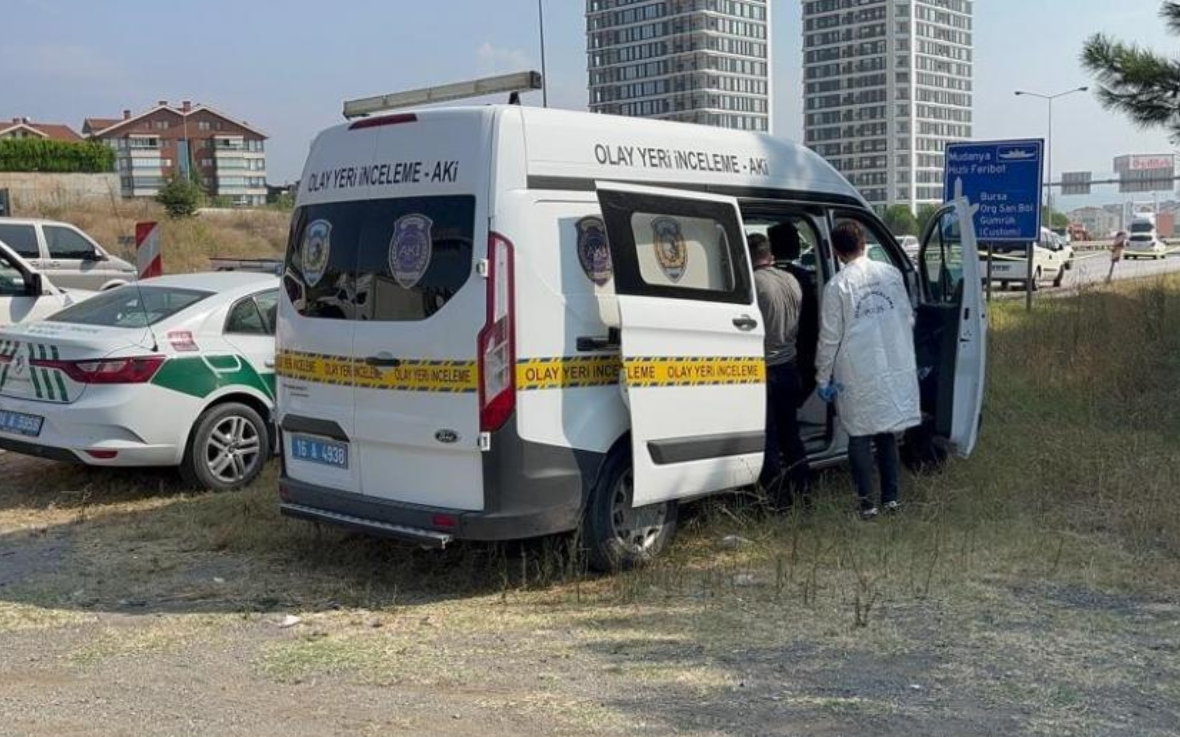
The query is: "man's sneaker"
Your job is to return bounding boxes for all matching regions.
[859,506,879,521]
[883,501,901,514]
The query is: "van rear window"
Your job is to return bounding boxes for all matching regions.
[283,196,476,322]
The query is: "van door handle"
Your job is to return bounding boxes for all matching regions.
[365,356,402,368]
[577,327,621,352]
[732,316,758,331]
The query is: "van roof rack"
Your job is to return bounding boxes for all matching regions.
[343,71,543,120]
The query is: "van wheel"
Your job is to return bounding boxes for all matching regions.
[583,448,677,572]
[1029,270,1041,292]
[1052,267,1065,288]
[181,402,269,491]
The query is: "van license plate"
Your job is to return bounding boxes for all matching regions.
[0,410,44,437]
[290,435,349,469]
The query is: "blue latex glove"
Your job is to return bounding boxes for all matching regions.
[818,382,844,403]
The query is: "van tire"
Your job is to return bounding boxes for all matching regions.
[583,447,677,572]
[181,402,269,492]
[1052,267,1065,288]
[1029,270,1041,292]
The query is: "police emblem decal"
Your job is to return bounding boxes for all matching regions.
[301,219,332,288]
[575,216,612,286]
[651,216,688,283]
[389,214,434,289]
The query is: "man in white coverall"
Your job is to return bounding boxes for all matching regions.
[815,221,921,519]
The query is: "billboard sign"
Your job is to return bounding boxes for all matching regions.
[1114,154,1175,193]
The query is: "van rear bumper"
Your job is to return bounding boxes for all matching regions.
[278,475,584,544]
[278,416,608,543]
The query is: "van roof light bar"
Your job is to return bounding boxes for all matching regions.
[343,71,543,119]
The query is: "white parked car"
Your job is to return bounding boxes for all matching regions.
[0,218,137,291]
[0,238,92,328]
[0,272,278,490]
[980,228,1074,290]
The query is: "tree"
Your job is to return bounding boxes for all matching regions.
[883,205,918,236]
[1082,2,1180,141]
[916,204,941,234]
[155,177,204,218]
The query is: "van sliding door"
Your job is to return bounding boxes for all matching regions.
[595,182,766,507]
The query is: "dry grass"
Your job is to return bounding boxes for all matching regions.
[2,274,1180,734]
[27,198,289,274]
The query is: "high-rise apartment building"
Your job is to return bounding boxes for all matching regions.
[587,0,772,132]
[802,0,973,211]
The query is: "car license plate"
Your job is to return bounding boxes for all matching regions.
[290,434,348,469]
[0,409,44,437]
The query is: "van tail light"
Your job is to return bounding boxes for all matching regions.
[31,356,166,385]
[478,233,515,433]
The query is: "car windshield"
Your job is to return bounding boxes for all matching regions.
[49,285,212,327]
[1130,222,1154,234]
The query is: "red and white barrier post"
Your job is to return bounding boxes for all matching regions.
[135,221,163,279]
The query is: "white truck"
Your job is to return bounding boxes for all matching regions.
[980,227,1073,291]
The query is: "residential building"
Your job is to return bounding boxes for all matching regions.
[0,117,82,142]
[1068,206,1121,240]
[587,0,772,132]
[84,101,267,206]
[802,0,974,211]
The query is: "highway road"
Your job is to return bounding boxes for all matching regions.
[987,248,1180,300]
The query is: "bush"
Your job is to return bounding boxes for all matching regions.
[0,138,115,173]
[155,178,205,218]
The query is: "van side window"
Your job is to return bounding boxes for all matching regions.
[630,213,735,293]
[45,226,97,260]
[0,223,40,259]
[283,196,476,322]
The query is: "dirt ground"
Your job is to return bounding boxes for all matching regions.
[2,449,1178,737]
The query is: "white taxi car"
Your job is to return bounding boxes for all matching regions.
[0,272,278,491]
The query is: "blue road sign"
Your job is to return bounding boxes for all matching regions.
[944,139,1044,242]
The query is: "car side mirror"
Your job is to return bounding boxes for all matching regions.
[27,272,44,297]
[89,250,108,262]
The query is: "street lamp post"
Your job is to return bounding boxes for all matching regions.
[1013,86,1088,310]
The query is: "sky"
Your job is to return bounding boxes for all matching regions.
[3,0,1176,208]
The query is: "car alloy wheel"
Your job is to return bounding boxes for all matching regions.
[203,414,263,485]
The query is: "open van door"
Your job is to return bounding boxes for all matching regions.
[596,183,766,506]
[916,197,986,457]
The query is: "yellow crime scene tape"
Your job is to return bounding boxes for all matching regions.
[277,351,478,393]
[279,351,766,393]
[623,356,766,388]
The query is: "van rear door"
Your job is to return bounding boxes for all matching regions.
[916,197,986,457]
[596,183,765,507]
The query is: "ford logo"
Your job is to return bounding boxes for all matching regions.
[435,429,460,444]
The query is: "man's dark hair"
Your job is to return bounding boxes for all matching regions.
[831,221,866,257]
[747,232,774,263]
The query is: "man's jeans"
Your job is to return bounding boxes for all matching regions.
[761,361,811,504]
[848,433,900,510]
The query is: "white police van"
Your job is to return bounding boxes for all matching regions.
[276,83,986,570]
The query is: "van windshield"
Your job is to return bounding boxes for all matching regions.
[283,196,476,322]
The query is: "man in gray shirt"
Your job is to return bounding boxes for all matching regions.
[749,233,812,509]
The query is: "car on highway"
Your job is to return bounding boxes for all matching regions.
[980,227,1073,291]
[1124,216,1168,260]
[0,272,278,491]
[899,234,921,261]
[0,238,93,328]
[0,218,137,291]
